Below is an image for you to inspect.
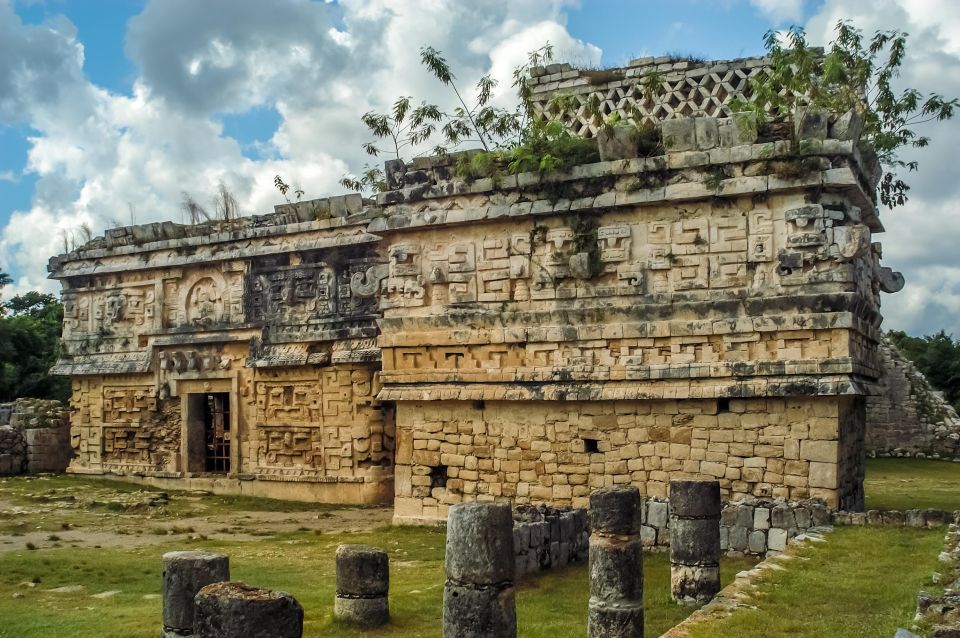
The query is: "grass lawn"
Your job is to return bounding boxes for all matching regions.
[684,526,944,638]
[0,527,755,638]
[0,458,954,638]
[865,457,960,511]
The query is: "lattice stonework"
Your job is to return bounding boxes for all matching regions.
[529,57,773,138]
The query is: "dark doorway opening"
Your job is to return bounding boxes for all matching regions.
[202,393,230,473]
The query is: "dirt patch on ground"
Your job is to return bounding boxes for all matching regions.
[0,476,394,552]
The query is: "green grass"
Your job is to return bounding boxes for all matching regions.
[0,527,754,638]
[684,526,943,638]
[865,457,960,511]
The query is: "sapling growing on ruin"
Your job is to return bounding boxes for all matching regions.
[730,20,958,209]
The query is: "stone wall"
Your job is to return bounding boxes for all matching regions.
[378,99,894,523]
[866,338,960,459]
[394,396,864,525]
[0,426,26,475]
[512,505,589,576]
[0,399,72,474]
[48,195,397,503]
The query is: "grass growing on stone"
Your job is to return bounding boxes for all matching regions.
[865,457,960,511]
[0,527,754,638]
[683,526,943,638]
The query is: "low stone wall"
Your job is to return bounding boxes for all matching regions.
[867,339,960,460]
[835,508,953,528]
[638,497,955,558]
[640,498,832,556]
[0,426,26,474]
[912,516,960,636]
[0,399,71,475]
[512,505,589,577]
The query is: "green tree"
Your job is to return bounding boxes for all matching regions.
[0,291,70,402]
[733,21,958,209]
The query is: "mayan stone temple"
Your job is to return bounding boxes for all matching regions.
[47,55,903,520]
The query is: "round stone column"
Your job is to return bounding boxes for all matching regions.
[334,544,390,627]
[194,581,303,638]
[442,502,516,638]
[669,479,721,604]
[161,550,229,637]
[588,486,643,638]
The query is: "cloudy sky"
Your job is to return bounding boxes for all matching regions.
[0,0,957,337]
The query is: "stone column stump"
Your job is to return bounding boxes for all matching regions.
[334,544,389,627]
[669,479,721,604]
[443,502,516,638]
[162,550,230,637]
[194,581,303,638]
[588,486,644,638]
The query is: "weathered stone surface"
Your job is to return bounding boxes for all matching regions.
[335,544,389,627]
[335,544,389,598]
[442,584,517,638]
[162,550,229,634]
[671,519,722,565]
[670,479,721,604]
[591,487,642,535]
[669,480,721,518]
[444,502,516,638]
[671,564,721,598]
[445,503,515,586]
[334,596,390,628]
[194,581,302,638]
[867,338,960,459]
[589,487,643,638]
[662,119,697,152]
[598,124,639,161]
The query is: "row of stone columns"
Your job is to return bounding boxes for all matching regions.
[161,479,721,638]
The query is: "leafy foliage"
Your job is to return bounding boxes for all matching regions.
[888,330,960,413]
[454,119,598,180]
[731,21,957,209]
[342,43,556,192]
[0,290,69,402]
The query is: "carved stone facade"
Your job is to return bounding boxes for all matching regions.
[50,56,901,513]
[50,197,395,503]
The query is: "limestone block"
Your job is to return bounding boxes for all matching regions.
[194,582,303,638]
[795,107,829,141]
[719,112,758,147]
[662,118,697,152]
[767,528,788,551]
[694,118,719,150]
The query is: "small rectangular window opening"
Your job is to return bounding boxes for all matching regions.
[584,438,600,454]
[429,465,448,489]
[717,398,731,413]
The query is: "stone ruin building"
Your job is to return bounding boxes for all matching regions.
[48,54,906,519]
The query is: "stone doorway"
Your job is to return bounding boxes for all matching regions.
[186,392,231,474]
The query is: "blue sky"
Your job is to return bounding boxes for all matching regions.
[1,0,958,338]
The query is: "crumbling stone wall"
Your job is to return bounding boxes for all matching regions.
[0,426,26,474]
[512,505,589,576]
[0,398,71,474]
[866,338,960,459]
[49,196,395,503]
[379,68,896,520]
